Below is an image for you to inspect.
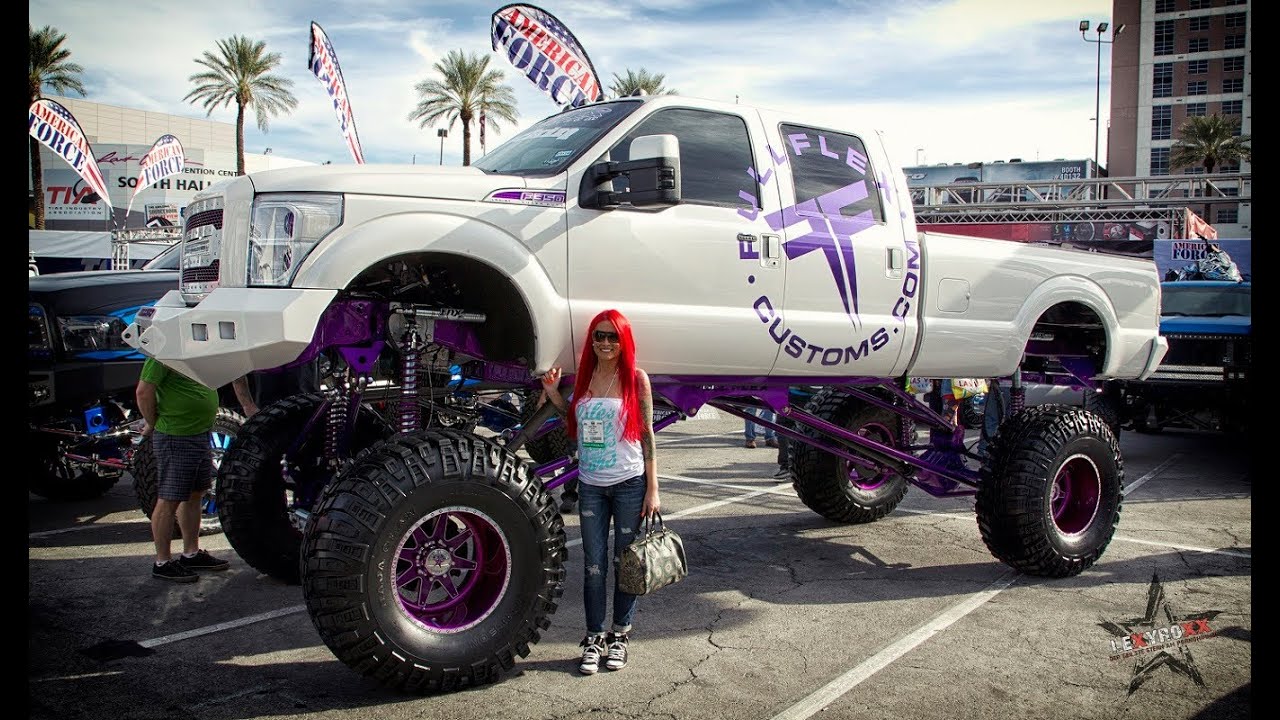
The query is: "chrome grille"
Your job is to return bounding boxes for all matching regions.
[181,196,225,300]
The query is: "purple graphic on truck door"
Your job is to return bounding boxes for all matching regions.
[738,126,914,367]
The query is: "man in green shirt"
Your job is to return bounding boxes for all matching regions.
[136,358,231,582]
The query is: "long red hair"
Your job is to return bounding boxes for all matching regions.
[566,309,644,442]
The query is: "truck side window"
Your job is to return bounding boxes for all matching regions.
[610,108,756,207]
[779,124,884,223]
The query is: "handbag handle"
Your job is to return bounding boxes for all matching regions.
[643,511,665,534]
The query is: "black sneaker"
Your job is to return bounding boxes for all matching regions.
[578,634,606,675]
[773,466,792,479]
[152,559,198,583]
[604,632,628,671]
[177,549,230,572]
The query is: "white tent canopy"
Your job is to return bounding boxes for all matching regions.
[29,230,168,261]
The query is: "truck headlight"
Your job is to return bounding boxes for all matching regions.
[58,315,131,355]
[247,193,343,286]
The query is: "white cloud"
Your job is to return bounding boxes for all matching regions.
[31,0,1116,169]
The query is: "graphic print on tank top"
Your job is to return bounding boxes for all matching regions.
[577,398,621,474]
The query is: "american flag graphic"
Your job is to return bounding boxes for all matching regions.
[29,98,113,209]
[126,134,186,218]
[309,22,366,164]
[491,4,603,106]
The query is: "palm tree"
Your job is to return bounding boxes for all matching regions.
[1170,114,1251,224]
[184,36,297,176]
[608,68,676,98]
[1170,114,1251,174]
[408,50,518,166]
[29,24,87,230]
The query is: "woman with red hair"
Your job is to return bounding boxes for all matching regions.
[540,308,659,675]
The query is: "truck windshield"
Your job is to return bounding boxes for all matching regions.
[1160,284,1251,317]
[473,100,642,177]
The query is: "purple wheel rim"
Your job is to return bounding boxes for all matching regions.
[394,506,512,633]
[1049,454,1101,535]
[845,421,895,491]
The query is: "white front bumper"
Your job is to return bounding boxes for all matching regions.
[121,287,338,389]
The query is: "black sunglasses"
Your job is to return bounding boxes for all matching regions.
[592,330,620,343]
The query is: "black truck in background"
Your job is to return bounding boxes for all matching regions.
[28,246,182,500]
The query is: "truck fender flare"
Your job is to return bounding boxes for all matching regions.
[293,212,570,371]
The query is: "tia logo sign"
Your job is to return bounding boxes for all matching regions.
[1098,572,1225,695]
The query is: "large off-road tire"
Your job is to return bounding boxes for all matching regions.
[520,399,573,465]
[791,390,910,524]
[1081,388,1124,438]
[976,404,1123,577]
[301,430,567,693]
[218,393,393,583]
[30,432,122,502]
[959,395,985,429]
[132,407,244,536]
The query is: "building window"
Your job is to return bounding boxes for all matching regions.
[1215,207,1238,224]
[1152,106,1173,141]
[1188,16,1211,32]
[1150,148,1170,176]
[1155,20,1176,55]
[1156,0,1175,11]
[1223,56,1245,72]
[1224,34,1245,49]
[1185,166,1205,175]
[1189,0,1211,8]
[1187,59,1208,74]
[1222,78,1244,93]
[1153,63,1174,98]
[1187,80,1208,95]
[1187,37,1210,53]
[1185,102,1207,117]
[1221,99,1243,115]
[1224,12,1247,29]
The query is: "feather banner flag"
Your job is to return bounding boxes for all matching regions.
[480,109,487,154]
[308,21,365,164]
[490,4,603,108]
[125,134,186,218]
[28,98,113,212]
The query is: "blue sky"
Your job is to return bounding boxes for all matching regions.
[29,0,1116,170]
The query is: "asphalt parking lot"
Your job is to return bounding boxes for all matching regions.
[28,410,1251,720]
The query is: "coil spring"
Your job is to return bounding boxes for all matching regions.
[398,323,422,435]
[325,376,349,468]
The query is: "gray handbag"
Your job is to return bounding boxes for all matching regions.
[618,512,688,595]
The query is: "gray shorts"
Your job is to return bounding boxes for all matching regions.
[153,431,213,501]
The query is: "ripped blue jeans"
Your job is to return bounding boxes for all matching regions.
[578,474,646,634]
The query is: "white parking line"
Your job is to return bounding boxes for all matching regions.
[1110,535,1251,559]
[770,571,1018,720]
[1121,454,1181,496]
[140,605,307,648]
[29,519,148,539]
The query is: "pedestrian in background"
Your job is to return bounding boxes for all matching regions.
[135,358,231,582]
[540,308,659,675]
[744,408,778,449]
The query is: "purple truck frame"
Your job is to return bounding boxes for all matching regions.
[214,298,1125,694]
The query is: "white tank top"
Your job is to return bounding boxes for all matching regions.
[575,397,644,486]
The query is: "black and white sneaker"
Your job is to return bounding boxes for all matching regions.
[604,632,628,671]
[578,634,605,675]
[152,559,198,583]
[773,466,792,479]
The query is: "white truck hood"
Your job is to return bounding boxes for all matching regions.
[246,164,530,200]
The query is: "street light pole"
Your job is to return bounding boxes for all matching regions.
[437,128,448,166]
[1079,20,1125,173]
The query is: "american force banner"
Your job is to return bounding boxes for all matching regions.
[29,98,113,212]
[126,134,186,217]
[491,4,603,108]
[309,21,366,164]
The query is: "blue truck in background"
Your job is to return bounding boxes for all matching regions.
[1119,280,1251,434]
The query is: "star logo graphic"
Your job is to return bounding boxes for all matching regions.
[764,181,877,329]
[1098,572,1224,695]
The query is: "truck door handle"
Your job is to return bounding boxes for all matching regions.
[761,233,781,268]
[887,247,903,278]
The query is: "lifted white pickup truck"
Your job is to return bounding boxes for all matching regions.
[124,94,1167,693]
